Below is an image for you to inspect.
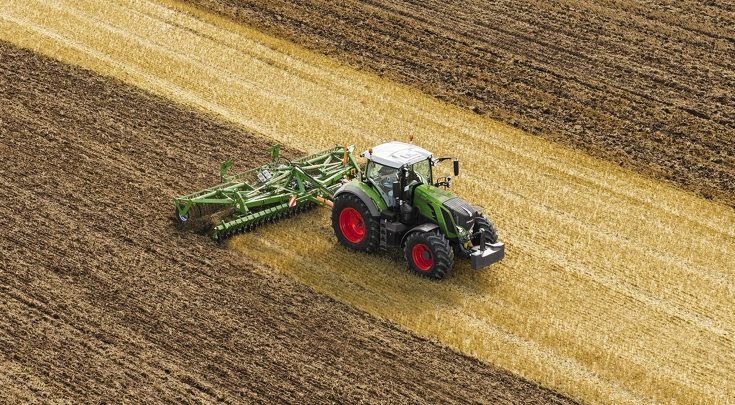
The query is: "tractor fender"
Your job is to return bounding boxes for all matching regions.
[333,184,382,217]
[401,223,440,247]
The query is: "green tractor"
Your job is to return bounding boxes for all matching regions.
[331,141,504,279]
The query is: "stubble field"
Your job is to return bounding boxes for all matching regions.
[1,0,733,404]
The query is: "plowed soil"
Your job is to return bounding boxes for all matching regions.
[189,0,735,207]
[0,42,577,404]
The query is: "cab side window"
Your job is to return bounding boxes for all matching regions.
[367,162,399,206]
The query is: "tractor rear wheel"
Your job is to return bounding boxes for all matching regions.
[331,193,379,252]
[404,231,454,279]
[472,213,498,245]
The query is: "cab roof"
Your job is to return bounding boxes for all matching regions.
[360,142,433,168]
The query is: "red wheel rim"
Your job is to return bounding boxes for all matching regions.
[412,243,433,271]
[339,207,365,243]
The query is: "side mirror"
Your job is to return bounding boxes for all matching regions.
[453,159,459,176]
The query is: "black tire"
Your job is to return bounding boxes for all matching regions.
[331,193,379,253]
[404,231,454,279]
[175,203,190,223]
[472,213,498,245]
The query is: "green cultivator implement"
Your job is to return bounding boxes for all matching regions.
[174,144,359,242]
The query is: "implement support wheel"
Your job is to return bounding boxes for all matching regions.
[175,203,190,223]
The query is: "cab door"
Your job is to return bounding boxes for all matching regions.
[365,161,399,207]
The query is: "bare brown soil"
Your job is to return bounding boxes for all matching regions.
[0,42,578,404]
[189,0,735,207]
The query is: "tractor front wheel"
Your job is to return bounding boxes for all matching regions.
[331,193,379,252]
[404,231,454,279]
[472,213,498,245]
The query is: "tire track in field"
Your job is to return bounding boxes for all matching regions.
[2,1,734,404]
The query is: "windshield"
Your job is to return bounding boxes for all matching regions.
[408,159,432,185]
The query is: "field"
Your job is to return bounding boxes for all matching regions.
[1,0,734,404]
[0,41,573,405]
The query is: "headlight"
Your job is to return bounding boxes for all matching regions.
[456,225,466,234]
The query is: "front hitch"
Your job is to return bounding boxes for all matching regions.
[468,228,505,270]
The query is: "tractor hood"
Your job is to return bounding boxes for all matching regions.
[414,185,478,232]
[442,196,477,231]
[414,183,457,204]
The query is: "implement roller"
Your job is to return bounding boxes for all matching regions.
[173,144,359,242]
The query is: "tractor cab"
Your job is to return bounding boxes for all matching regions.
[361,142,436,207]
